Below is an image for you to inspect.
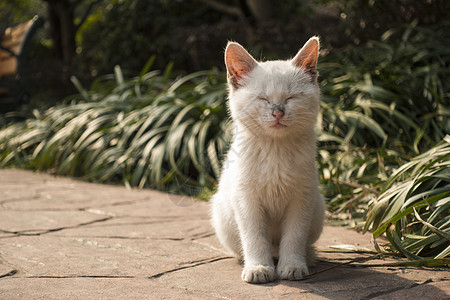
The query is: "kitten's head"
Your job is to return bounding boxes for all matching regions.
[225,37,320,138]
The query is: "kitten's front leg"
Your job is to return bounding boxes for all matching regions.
[234,194,276,283]
[277,194,320,281]
[277,233,309,281]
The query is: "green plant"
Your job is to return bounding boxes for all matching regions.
[75,0,226,77]
[313,22,450,262]
[0,64,229,193]
[319,21,449,151]
[365,136,450,260]
[317,21,449,227]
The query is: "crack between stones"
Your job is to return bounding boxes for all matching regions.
[0,269,18,279]
[0,216,113,237]
[52,235,186,241]
[0,197,150,212]
[6,257,233,280]
[189,231,215,241]
[148,256,233,279]
[87,216,201,225]
[0,253,19,279]
[24,275,136,279]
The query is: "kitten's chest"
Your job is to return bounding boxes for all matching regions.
[238,140,314,201]
[251,151,297,186]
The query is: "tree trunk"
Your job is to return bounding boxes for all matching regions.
[46,0,76,70]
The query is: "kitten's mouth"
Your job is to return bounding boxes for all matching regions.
[270,122,287,129]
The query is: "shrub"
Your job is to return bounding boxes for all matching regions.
[0,64,228,194]
[318,21,449,224]
[366,137,449,260]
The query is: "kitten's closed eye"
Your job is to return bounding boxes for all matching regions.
[285,93,304,102]
[285,96,295,102]
[257,95,299,103]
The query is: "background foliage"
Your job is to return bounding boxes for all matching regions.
[1,65,228,194]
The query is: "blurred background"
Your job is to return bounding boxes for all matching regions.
[1,0,448,103]
[0,0,449,261]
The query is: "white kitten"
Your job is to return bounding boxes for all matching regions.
[211,37,325,283]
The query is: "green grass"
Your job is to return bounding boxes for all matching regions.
[0,23,448,262]
[318,21,449,228]
[366,137,450,260]
[0,63,229,194]
[315,21,449,263]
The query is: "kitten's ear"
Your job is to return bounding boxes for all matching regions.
[225,42,257,88]
[292,37,320,80]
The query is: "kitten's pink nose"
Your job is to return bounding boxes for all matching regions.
[272,110,284,121]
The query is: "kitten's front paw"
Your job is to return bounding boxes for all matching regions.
[277,261,309,281]
[242,265,276,284]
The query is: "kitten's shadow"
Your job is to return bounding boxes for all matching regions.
[244,259,447,299]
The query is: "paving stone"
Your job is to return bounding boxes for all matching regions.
[0,278,214,299]
[0,235,221,278]
[46,216,214,241]
[1,188,150,211]
[92,193,206,218]
[0,210,111,233]
[0,262,16,278]
[0,169,448,299]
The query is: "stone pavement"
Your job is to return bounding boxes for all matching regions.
[0,169,448,299]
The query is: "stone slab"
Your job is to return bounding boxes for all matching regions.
[46,216,214,241]
[0,235,221,278]
[0,278,213,300]
[0,210,110,233]
[0,169,448,299]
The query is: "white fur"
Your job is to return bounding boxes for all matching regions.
[211,38,325,283]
